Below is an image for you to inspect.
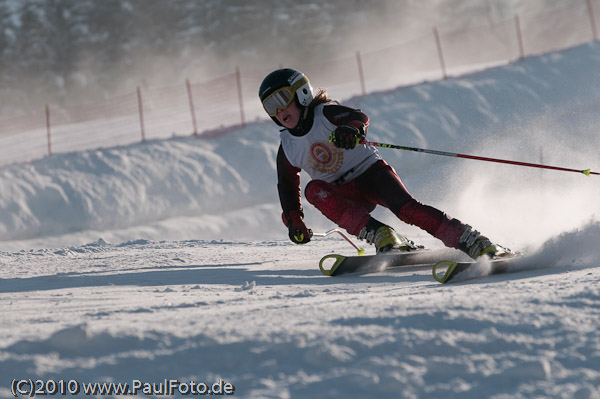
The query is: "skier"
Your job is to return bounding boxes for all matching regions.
[259,68,501,259]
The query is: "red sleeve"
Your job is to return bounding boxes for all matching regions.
[276,144,302,214]
[322,103,369,135]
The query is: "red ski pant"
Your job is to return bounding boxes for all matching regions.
[304,160,464,248]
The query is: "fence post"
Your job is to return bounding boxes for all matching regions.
[235,66,246,128]
[186,79,199,136]
[355,51,367,95]
[45,104,52,156]
[514,15,525,59]
[136,86,146,142]
[433,27,447,79]
[586,0,598,41]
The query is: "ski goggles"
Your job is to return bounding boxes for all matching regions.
[261,77,309,116]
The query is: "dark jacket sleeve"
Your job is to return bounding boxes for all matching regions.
[277,144,302,215]
[322,103,370,136]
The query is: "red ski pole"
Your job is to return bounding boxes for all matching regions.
[363,141,598,177]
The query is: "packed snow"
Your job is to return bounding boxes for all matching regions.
[1,43,600,398]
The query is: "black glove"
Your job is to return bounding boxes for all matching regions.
[329,125,364,150]
[282,210,312,244]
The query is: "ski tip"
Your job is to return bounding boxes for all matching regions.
[319,254,346,276]
[432,260,459,283]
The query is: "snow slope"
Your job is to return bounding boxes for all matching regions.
[1,43,599,398]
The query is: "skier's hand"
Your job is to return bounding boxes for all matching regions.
[329,125,364,150]
[282,210,312,244]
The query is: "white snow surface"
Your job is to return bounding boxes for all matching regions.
[1,43,600,398]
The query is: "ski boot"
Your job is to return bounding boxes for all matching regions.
[358,219,416,253]
[457,225,504,260]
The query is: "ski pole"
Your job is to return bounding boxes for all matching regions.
[363,140,598,177]
[312,229,365,255]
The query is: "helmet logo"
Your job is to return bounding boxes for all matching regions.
[287,71,301,85]
[259,86,272,98]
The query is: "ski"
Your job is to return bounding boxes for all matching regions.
[319,248,470,276]
[432,255,521,283]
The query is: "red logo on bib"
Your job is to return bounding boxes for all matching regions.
[310,142,332,164]
[308,142,343,174]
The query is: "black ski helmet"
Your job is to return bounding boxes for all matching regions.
[259,68,313,125]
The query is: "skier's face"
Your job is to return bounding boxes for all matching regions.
[275,100,302,129]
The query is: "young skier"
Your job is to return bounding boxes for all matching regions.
[259,68,501,259]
